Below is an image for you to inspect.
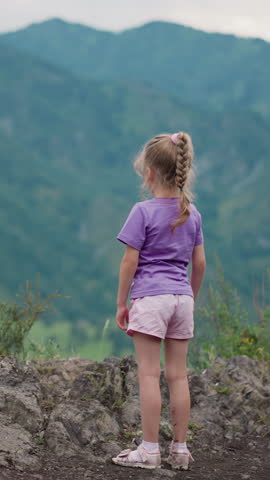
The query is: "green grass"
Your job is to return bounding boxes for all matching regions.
[26,318,116,362]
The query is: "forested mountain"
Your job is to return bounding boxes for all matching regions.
[3,18,270,114]
[0,20,269,355]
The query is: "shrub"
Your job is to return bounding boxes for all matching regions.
[189,265,270,371]
[0,275,69,361]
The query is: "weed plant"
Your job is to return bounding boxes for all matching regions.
[0,274,69,361]
[189,265,270,371]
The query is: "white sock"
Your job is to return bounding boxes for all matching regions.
[128,449,143,462]
[173,441,188,451]
[142,440,160,452]
[127,441,159,463]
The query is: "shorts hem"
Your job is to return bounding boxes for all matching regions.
[165,335,194,340]
[127,328,163,340]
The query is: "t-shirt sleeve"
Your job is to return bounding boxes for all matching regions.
[194,211,204,246]
[117,203,147,251]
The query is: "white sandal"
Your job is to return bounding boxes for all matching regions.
[112,443,161,469]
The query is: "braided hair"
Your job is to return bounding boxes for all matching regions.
[133,131,195,231]
[171,132,193,230]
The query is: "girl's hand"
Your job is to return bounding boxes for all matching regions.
[116,304,129,331]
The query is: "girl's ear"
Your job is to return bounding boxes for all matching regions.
[145,167,155,182]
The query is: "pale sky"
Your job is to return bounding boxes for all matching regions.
[0,0,270,41]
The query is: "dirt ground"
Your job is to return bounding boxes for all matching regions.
[0,436,269,480]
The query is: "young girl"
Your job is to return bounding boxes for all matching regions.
[112,132,206,470]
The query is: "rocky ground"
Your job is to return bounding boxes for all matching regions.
[0,354,269,479]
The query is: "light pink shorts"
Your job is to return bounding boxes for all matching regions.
[127,294,194,340]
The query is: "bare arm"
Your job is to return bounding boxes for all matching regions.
[117,245,139,306]
[116,245,139,331]
[191,243,206,301]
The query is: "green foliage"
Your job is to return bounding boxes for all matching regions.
[0,275,68,360]
[189,265,270,371]
[34,437,45,445]
[216,386,231,394]
[25,338,63,363]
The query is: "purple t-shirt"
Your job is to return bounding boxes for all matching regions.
[117,197,204,299]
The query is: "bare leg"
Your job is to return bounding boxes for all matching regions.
[164,338,190,443]
[133,332,162,443]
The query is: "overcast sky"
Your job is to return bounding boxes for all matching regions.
[1,0,270,41]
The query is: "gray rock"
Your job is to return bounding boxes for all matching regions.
[0,387,43,433]
[121,397,141,427]
[0,356,43,434]
[0,422,39,470]
[0,353,269,473]
[45,398,120,459]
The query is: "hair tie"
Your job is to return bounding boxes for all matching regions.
[171,133,179,145]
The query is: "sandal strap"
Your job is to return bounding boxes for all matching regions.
[169,441,194,461]
[137,444,148,463]
[117,448,132,458]
[188,451,195,461]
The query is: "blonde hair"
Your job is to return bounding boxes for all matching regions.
[134,132,195,231]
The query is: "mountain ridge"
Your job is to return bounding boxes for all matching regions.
[2,17,270,116]
[5,16,270,43]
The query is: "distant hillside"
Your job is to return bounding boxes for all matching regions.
[2,18,270,114]
[0,40,269,354]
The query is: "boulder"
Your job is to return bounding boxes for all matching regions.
[0,353,269,471]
